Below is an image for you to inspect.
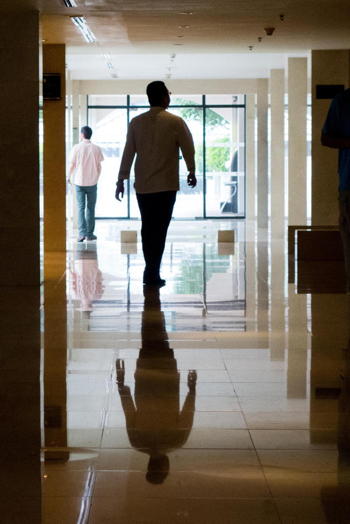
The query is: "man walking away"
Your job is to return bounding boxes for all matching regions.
[69,126,104,242]
[321,89,350,292]
[115,81,196,286]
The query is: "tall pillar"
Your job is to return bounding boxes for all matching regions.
[43,44,66,252]
[72,80,80,145]
[0,11,41,523]
[0,11,40,286]
[270,69,285,238]
[288,57,307,225]
[246,93,256,221]
[80,93,88,128]
[257,79,268,229]
[311,50,350,225]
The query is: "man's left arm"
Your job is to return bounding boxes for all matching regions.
[178,120,197,187]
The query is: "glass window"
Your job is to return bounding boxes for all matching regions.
[89,95,127,106]
[129,95,149,106]
[205,106,245,217]
[205,94,244,105]
[87,94,246,219]
[88,108,128,218]
[170,94,202,106]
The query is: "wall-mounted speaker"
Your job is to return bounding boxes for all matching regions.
[43,73,61,100]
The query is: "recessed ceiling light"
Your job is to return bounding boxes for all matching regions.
[63,0,78,7]
[178,11,193,15]
[178,25,190,29]
[70,16,97,43]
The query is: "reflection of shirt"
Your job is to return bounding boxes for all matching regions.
[118,107,195,194]
[70,139,104,186]
[71,259,103,310]
[322,89,350,190]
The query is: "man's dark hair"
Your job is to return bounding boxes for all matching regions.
[146,81,168,106]
[81,126,92,139]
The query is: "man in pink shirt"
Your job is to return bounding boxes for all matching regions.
[69,126,104,242]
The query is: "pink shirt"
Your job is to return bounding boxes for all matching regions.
[70,139,104,186]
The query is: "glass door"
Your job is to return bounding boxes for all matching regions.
[87,94,246,219]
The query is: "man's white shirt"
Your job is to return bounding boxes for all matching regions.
[118,107,195,194]
[70,139,104,186]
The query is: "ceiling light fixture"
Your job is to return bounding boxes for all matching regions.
[63,0,78,7]
[178,11,193,15]
[178,25,190,29]
[71,16,97,43]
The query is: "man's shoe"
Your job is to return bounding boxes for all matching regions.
[86,234,97,241]
[143,278,166,287]
[77,236,86,242]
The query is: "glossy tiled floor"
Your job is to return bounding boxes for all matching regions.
[6,219,350,523]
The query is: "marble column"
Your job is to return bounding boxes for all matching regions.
[269,70,286,360]
[257,79,268,230]
[0,11,41,522]
[288,57,307,226]
[0,11,40,286]
[72,80,80,146]
[43,44,66,253]
[270,69,285,239]
[80,92,88,128]
[246,93,256,221]
[311,50,350,225]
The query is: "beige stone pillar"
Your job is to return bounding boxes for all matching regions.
[80,93,88,128]
[0,11,41,522]
[311,50,350,225]
[270,69,285,238]
[72,80,80,145]
[0,12,40,286]
[257,79,268,229]
[246,93,256,221]
[43,44,66,253]
[288,57,307,225]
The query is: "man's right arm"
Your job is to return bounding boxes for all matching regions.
[116,123,136,201]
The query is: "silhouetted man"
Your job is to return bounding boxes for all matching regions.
[115,81,196,286]
[69,126,104,242]
[322,89,350,292]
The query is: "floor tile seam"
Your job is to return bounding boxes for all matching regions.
[253,439,282,522]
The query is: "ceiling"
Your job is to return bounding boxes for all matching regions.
[6,0,350,80]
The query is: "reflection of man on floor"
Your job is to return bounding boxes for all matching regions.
[71,245,104,316]
[321,90,350,292]
[116,285,197,483]
[115,81,196,286]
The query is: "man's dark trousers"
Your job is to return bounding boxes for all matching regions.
[136,191,176,282]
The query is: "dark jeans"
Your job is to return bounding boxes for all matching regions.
[75,184,97,238]
[136,191,176,281]
[339,190,350,291]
